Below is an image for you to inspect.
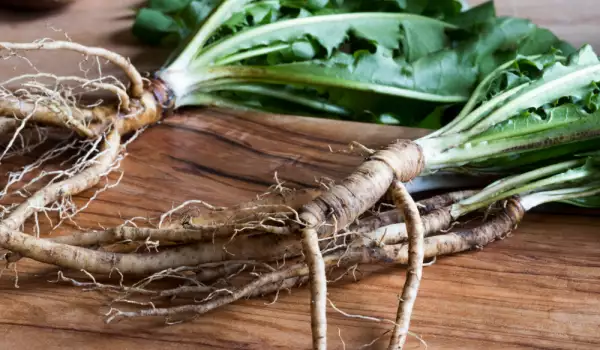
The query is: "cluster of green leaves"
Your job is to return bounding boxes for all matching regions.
[132,0,572,127]
[357,42,600,213]
[424,45,600,172]
[133,0,468,46]
[413,44,600,210]
[133,0,217,46]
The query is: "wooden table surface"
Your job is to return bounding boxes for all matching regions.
[1,1,600,349]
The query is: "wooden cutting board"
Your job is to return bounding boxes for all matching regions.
[1,1,600,349]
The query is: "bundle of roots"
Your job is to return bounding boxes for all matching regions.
[0,39,528,350]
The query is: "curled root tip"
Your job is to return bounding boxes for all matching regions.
[104,308,124,324]
[48,271,65,284]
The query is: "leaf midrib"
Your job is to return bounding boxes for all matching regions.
[190,12,460,68]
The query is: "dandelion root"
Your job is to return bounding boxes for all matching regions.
[0,227,301,275]
[0,35,536,350]
[387,180,424,350]
[104,198,524,324]
[298,140,424,349]
[1,127,121,231]
[0,41,144,97]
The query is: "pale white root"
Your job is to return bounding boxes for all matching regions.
[0,127,121,231]
[0,137,78,202]
[4,203,453,267]
[21,189,466,255]
[387,180,425,350]
[41,224,288,247]
[1,74,131,111]
[301,227,327,350]
[0,81,98,137]
[0,40,144,98]
[98,199,523,348]
[104,262,309,323]
[1,189,320,265]
[55,262,270,298]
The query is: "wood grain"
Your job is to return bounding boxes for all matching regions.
[0,1,600,349]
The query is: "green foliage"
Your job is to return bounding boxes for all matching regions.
[132,0,219,46]
[132,0,572,127]
[480,46,600,143]
[133,0,468,47]
[420,44,600,213]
